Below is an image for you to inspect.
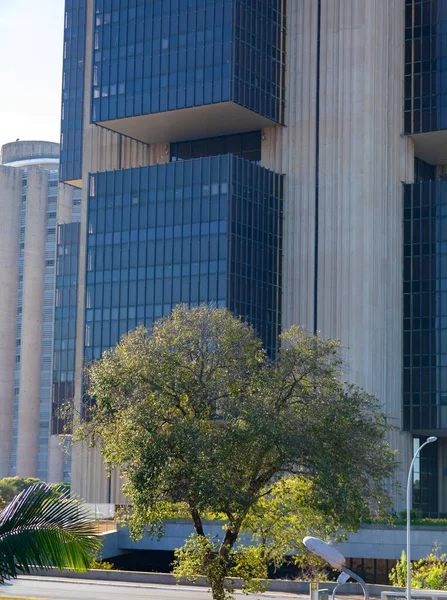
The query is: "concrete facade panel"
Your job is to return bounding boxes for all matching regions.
[16,167,48,477]
[264,0,413,510]
[0,167,21,478]
[262,0,318,331]
[47,435,65,484]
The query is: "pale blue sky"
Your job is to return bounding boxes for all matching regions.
[0,0,64,151]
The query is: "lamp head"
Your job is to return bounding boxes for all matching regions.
[303,536,346,570]
[337,572,351,584]
[427,436,437,443]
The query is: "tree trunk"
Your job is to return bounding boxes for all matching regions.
[207,521,243,600]
[189,507,244,600]
[210,575,228,600]
[189,506,205,537]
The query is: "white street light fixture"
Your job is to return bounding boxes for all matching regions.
[303,536,346,569]
[303,536,369,600]
[336,572,351,584]
[406,436,437,600]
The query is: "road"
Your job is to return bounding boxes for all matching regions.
[0,576,303,600]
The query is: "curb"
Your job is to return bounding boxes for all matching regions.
[29,568,404,596]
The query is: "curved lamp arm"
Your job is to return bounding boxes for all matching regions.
[406,436,437,600]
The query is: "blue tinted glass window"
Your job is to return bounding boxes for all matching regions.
[91,0,285,125]
[60,0,87,182]
[171,131,261,164]
[86,155,283,359]
[405,0,447,134]
[52,222,80,434]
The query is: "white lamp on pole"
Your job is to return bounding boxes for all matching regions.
[303,536,369,600]
[406,436,437,600]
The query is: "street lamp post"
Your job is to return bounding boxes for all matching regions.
[406,436,437,600]
[303,536,369,600]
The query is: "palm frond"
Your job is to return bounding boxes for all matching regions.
[0,483,101,582]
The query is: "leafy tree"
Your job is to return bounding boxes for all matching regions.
[0,483,100,582]
[0,477,42,502]
[79,304,396,600]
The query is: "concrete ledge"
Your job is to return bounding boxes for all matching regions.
[29,568,405,596]
[102,522,447,561]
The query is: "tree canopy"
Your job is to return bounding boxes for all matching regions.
[80,304,396,599]
[0,477,42,503]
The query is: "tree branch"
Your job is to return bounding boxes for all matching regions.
[189,506,205,537]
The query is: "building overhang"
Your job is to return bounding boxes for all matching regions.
[412,130,447,165]
[93,101,278,145]
[61,179,82,188]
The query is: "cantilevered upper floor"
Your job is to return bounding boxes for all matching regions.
[405,0,447,164]
[60,0,286,185]
[90,0,286,143]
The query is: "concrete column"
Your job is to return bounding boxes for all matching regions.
[16,166,48,477]
[58,182,75,224]
[148,143,170,166]
[438,438,447,514]
[47,435,65,483]
[316,0,412,507]
[263,1,413,511]
[262,0,318,331]
[0,166,22,478]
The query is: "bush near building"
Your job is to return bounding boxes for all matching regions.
[390,549,447,590]
[0,477,70,503]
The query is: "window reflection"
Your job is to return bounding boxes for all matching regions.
[86,155,283,358]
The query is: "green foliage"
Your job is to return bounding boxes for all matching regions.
[390,551,408,587]
[237,476,346,577]
[89,559,114,570]
[0,478,70,507]
[397,509,422,523]
[0,477,42,502]
[365,513,447,527]
[404,518,447,527]
[0,483,101,583]
[79,304,396,600]
[390,549,447,590]
[174,535,237,599]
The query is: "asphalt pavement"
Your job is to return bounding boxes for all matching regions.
[0,576,304,600]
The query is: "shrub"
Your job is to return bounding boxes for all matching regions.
[390,549,447,590]
[389,551,408,587]
[397,509,422,523]
[0,477,42,502]
[89,559,114,570]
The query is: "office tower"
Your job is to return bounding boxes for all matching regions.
[0,140,80,482]
[60,0,447,514]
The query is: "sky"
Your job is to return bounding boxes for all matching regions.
[0,0,64,151]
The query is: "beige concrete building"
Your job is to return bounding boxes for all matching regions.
[0,140,80,482]
[59,0,447,515]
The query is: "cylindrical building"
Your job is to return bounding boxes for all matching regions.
[0,140,80,481]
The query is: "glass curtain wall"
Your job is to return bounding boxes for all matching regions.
[85,155,283,359]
